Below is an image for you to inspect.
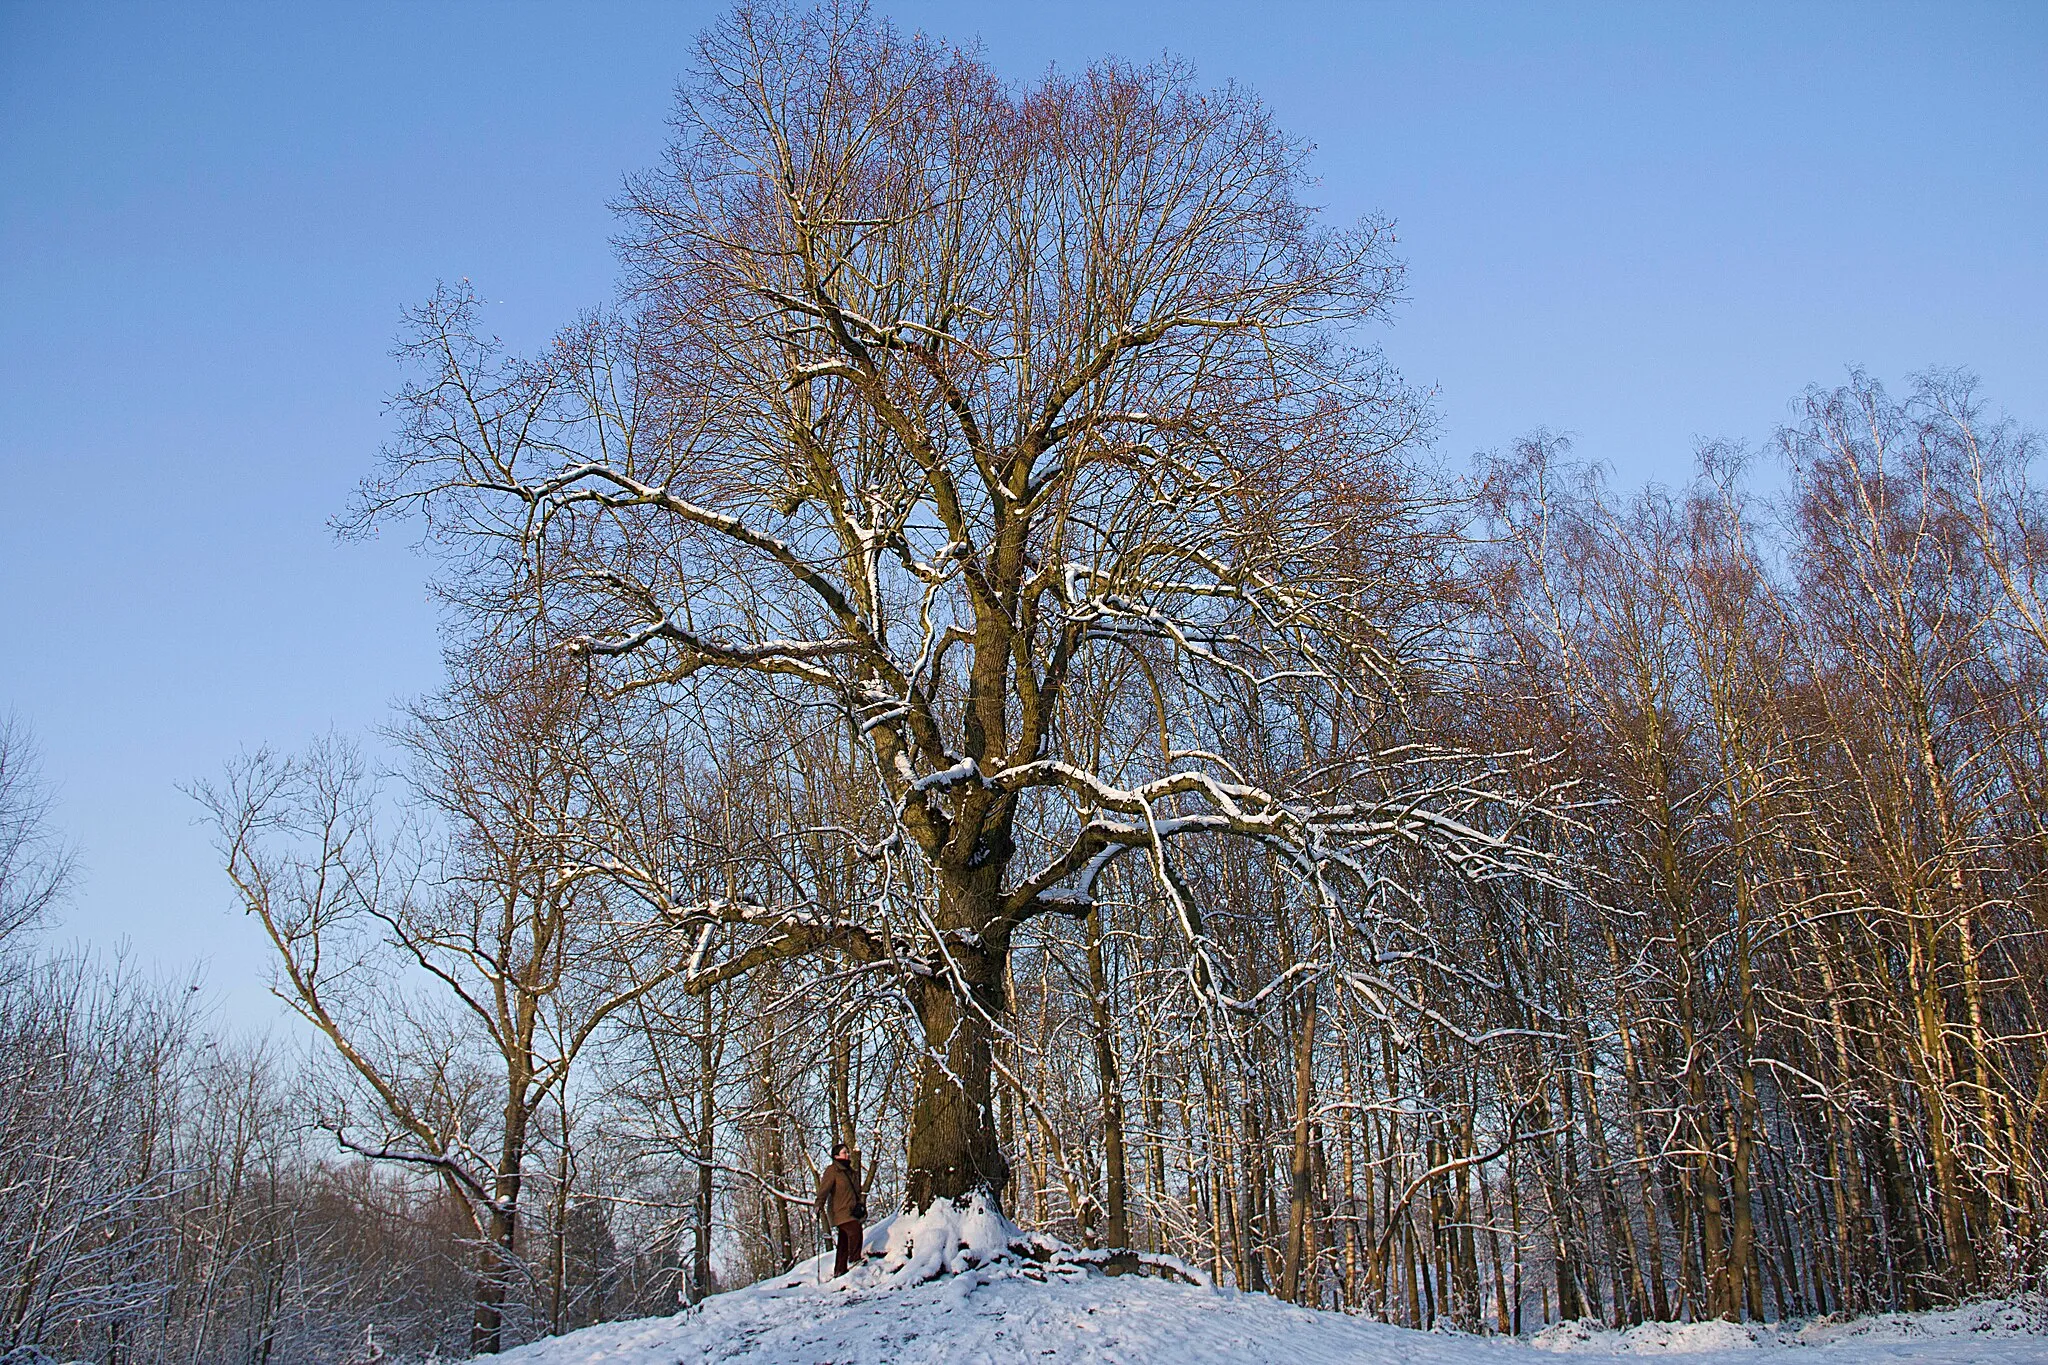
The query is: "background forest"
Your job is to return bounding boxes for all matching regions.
[2,8,2045,1365]
[7,373,2043,1361]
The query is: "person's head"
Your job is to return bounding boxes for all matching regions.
[833,1141,852,1163]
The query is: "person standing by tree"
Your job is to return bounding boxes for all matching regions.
[815,1142,866,1278]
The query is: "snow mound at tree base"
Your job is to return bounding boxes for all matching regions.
[501,1243,2047,1365]
[860,1194,1208,1288]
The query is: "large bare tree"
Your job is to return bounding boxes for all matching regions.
[358,2,1552,1217]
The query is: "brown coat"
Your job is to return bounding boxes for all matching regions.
[816,1156,863,1227]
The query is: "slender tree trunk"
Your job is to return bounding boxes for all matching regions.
[1809,906,1870,1312]
[549,1115,571,1334]
[1480,1161,1513,1332]
[1282,979,1318,1302]
[1086,903,1130,1248]
[693,991,716,1305]
[1142,1035,1169,1252]
[830,1024,855,1156]
[1605,926,1671,1319]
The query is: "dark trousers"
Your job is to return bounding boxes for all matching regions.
[833,1220,861,1276]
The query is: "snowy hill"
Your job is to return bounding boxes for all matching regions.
[499,1202,2046,1365]
[501,1274,2045,1365]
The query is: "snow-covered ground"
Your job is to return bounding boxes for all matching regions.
[1529,1299,2045,1363]
[502,1201,2046,1365]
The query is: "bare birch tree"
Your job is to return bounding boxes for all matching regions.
[199,650,686,1352]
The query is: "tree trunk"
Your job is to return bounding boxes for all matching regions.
[1282,979,1318,1301]
[472,1197,516,1355]
[1086,903,1130,1248]
[693,990,716,1304]
[905,879,1010,1209]
[472,1112,526,1355]
[830,1025,855,1155]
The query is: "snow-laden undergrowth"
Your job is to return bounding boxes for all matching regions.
[500,1205,2045,1365]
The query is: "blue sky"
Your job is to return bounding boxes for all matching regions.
[2,2,2042,1028]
